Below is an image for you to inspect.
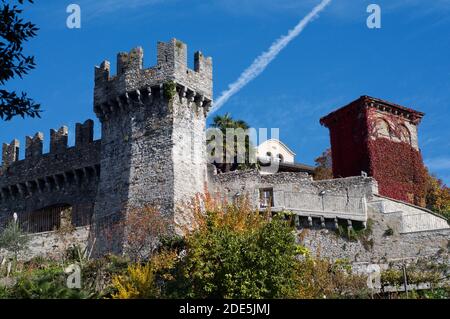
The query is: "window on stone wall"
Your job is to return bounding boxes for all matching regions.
[19,204,71,233]
[375,119,392,139]
[399,125,412,145]
[260,188,274,208]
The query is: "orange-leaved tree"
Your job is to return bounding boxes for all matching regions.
[314,148,333,180]
[123,206,170,262]
[425,174,450,219]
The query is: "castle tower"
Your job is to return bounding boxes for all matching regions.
[320,96,427,206]
[92,39,213,252]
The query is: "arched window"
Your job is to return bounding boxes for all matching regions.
[399,125,412,145]
[375,119,391,139]
[277,154,284,163]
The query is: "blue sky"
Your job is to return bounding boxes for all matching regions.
[1,0,449,183]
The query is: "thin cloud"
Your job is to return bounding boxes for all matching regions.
[210,0,332,114]
[425,157,450,170]
[421,137,440,147]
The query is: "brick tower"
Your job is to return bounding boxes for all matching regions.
[92,39,213,252]
[320,96,427,206]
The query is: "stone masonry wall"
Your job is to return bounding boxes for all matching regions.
[172,95,208,229]
[0,226,90,261]
[0,120,100,225]
[299,206,450,264]
[370,195,450,233]
[92,39,213,251]
[210,169,449,265]
[209,169,377,209]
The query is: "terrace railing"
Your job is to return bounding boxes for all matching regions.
[267,191,368,222]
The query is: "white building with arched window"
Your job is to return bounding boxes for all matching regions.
[255,139,315,175]
[256,139,296,164]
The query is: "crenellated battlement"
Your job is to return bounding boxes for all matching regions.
[1,119,97,170]
[1,38,215,254]
[93,39,213,121]
[117,47,144,76]
[75,119,94,147]
[50,126,68,154]
[2,139,19,168]
[1,37,446,265]
[0,119,101,213]
[25,132,44,159]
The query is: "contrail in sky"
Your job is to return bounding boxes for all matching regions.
[210,0,332,114]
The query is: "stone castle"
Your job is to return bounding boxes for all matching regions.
[0,39,448,263]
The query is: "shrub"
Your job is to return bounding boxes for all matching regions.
[111,194,373,299]
[4,265,91,299]
[295,257,369,299]
[123,206,170,262]
[0,285,9,299]
[425,174,450,220]
[380,263,442,290]
[81,254,130,297]
[111,251,177,299]
[163,81,177,101]
[164,194,301,298]
[314,149,333,180]
[384,227,394,237]
[335,219,374,250]
[170,213,299,299]
[0,220,29,260]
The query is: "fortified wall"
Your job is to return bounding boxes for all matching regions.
[92,39,213,249]
[0,38,448,265]
[0,38,213,252]
[0,120,100,231]
[209,168,378,227]
[209,167,449,264]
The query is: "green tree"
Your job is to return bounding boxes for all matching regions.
[0,0,40,120]
[0,219,29,260]
[108,195,373,299]
[6,265,91,299]
[209,113,255,172]
[166,201,300,298]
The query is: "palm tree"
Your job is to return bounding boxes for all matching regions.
[211,113,236,132]
[209,113,254,172]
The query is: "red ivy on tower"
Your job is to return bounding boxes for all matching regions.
[320,96,427,206]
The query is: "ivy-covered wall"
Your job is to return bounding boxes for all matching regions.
[367,138,427,206]
[321,96,427,206]
[323,99,370,178]
[365,105,427,206]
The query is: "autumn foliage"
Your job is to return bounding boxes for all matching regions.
[123,207,170,262]
[367,138,428,206]
[321,97,429,206]
[314,148,333,180]
[110,192,370,299]
[425,174,450,219]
